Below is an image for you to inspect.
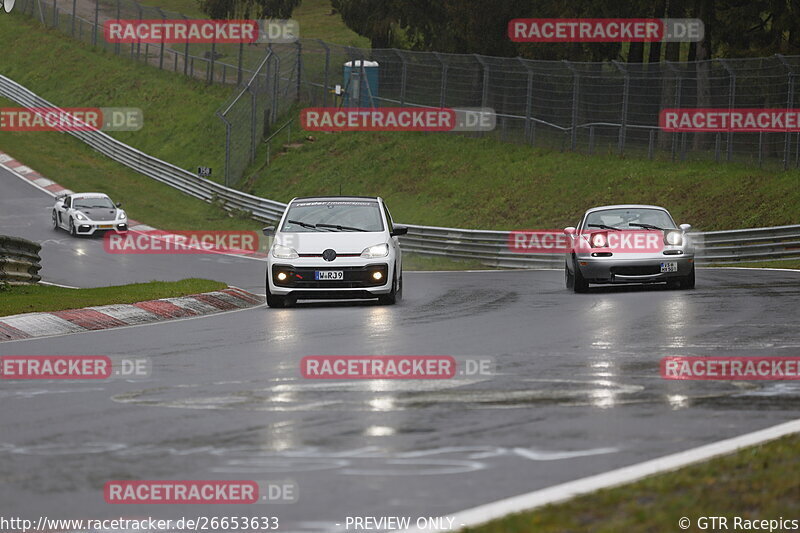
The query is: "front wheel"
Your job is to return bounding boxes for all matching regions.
[378,266,401,305]
[573,258,589,293]
[52,211,59,231]
[565,263,574,289]
[679,265,696,289]
[69,218,77,236]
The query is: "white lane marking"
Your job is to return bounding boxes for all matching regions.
[394,418,800,532]
[38,280,80,289]
[714,266,800,272]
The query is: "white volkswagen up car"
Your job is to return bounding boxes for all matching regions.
[263,196,407,308]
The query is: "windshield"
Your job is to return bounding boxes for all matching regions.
[281,200,384,232]
[583,208,676,230]
[73,197,115,210]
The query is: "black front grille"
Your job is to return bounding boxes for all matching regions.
[273,264,389,288]
[611,265,662,276]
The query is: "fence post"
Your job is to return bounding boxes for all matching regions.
[474,54,490,137]
[250,84,258,163]
[136,5,142,60]
[114,0,120,54]
[718,58,736,162]
[434,52,448,108]
[182,13,189,76]
[319,40,330,107]
[92,0,98,46]
[295,40,303,102]
[272,52,281,124]
[563,60,579,151]
[71,0,76,36]
[237,42,244,86]
[776,54,795,171]
[52,0,56,28]
[517,58,535,145]
[156,8,166,70]
[395,49,408,107]
[209,40,216,84]
[217,112,232,187]
[612,60,629,155]
[666,61,682,161]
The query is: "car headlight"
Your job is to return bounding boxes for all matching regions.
[272,243,299,259]
[74,212,87,221]
[117,210,127,220]
[591,232,607,248]
[360,243,389,258]
[665,231,682,246]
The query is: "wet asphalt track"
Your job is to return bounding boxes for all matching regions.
[2,165,800,531]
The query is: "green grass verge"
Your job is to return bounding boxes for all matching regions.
[252,126,800,232]
[0,13,229,177]
[464,433,800,533]
[0,279,226,316]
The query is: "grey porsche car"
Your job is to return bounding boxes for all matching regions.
[564,204,695,292]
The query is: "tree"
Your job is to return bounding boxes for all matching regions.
[198,0,301,20]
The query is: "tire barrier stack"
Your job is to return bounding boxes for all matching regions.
[0,235,43,285]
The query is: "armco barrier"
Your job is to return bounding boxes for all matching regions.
[1,75,799,268]
[0,235,43,284]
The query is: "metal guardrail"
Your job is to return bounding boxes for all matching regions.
[1,75,799,268]
[0,235,43,285]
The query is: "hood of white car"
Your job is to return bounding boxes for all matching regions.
[276,231,388,254]
[78,208,118,221]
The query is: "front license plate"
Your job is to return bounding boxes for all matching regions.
[99,225,114,229]
[315,271,343,280]
[660,262,678,273]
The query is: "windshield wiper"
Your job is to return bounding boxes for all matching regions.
[315,223,368,232]
[587,224,620,231]
[629,223,664,231]
[287,219,318,229]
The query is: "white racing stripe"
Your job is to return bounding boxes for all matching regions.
[395,418,800,532]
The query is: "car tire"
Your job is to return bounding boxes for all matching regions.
[573,258,589,293]
[565,263,575,289]
[679,265,696,290]
[266,278,288,308]
[69,218,77,237]
[378,267,400,305]
[52,211,59,231]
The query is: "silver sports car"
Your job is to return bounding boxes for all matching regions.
[564,204,695,292]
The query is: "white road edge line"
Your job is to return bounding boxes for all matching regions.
[395,418,800,533]
[38,280,80,289]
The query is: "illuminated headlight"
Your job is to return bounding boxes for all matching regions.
[272,244,299,259]
[591,232,607,248]
[665,231,683,246]
[361,243,389,258]
[117,210,127,220]
[74,212,88,221]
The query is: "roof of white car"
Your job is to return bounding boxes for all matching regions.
[291,196,380,202]
[70,192,110,198]
[585,204,668,214]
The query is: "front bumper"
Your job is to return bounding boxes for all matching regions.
[74,220,128,235]
[268,262,393,298]
[576,254,694,283]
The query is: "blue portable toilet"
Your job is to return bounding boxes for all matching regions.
[343,60,379,107]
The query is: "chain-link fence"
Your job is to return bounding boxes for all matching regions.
[12,0,800,187]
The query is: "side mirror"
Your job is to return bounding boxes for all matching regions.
[262,226,275,237]
[564,227,576,235]
[391,225,408,236]
[115,202,122,208]
[679,223,692,232]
